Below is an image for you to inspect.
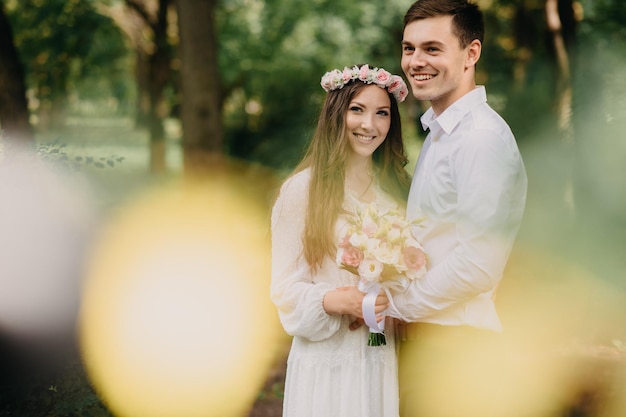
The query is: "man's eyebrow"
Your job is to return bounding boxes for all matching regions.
[402,39,446,48]
[423,40,445,47]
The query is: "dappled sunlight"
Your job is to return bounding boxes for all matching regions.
[79,168,283,417]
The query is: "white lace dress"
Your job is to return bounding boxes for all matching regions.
[270,168,401,417]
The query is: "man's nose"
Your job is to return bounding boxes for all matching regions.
[410,50,427,67]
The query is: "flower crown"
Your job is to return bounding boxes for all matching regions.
[320,64,409,103]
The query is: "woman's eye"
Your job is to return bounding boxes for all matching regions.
[349,106,362,112]
[377,110,390,116]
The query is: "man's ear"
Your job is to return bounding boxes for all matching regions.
[466,39,482,68]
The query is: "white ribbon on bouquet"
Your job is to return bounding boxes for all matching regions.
[358,281,385,334]
[358,279,412,334]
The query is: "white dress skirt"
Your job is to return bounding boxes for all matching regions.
[271,168,401,417]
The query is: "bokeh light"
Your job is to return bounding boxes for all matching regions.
[79,170,282,417]
[400,244,626,417]
[0,150,95,341]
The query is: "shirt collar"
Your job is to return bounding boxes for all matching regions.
[420,86,487,135]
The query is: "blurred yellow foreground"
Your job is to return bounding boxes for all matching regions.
[79,163,283,417]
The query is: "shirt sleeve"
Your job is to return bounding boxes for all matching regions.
[389,130,527,321]
[270,173,342,341]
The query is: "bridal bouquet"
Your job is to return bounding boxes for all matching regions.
[337,205,426,346]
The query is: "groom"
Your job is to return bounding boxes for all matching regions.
[390,1,528,416]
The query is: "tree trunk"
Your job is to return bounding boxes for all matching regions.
[124,0,172,174]
[0,3,33,143]
[135,49,151,129]
[146,0,171,173]
[546,0,573,138]
[512,4,535,92]
[546,0,576,216]
[176,0,223,176]
[146,47,168,174]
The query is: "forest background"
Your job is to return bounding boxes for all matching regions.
[1,0,626,416]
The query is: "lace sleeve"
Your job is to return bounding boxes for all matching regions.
[270,170,341,341]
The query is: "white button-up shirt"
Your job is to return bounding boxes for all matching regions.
[390,86,527,331]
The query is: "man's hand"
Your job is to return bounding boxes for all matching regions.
[349,318,365,330]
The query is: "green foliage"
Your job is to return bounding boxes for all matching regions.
[0,132,125,172]
[3,0,625,179]
[571,0,626,227]
[5,0,131,114]
[37,140,125,170]
[584,0,626,38]
[218,0,408,169]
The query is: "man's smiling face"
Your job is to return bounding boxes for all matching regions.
[401,15,479,115]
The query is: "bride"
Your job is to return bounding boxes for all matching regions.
[270,64,411,417]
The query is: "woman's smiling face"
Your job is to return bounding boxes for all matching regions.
[344,84,391,161]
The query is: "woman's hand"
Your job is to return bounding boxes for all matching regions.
[322,285,389,318]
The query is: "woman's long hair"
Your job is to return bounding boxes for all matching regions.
[292,76,412,271]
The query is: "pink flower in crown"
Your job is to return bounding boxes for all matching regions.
[320,70,337,91]
[387,75,404,93]
[376,69,392,86]
[321,65,407,103]
[359,64,370,82]
[335,69,346,88]
[342,67,353,83]
[388,75,409,102]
